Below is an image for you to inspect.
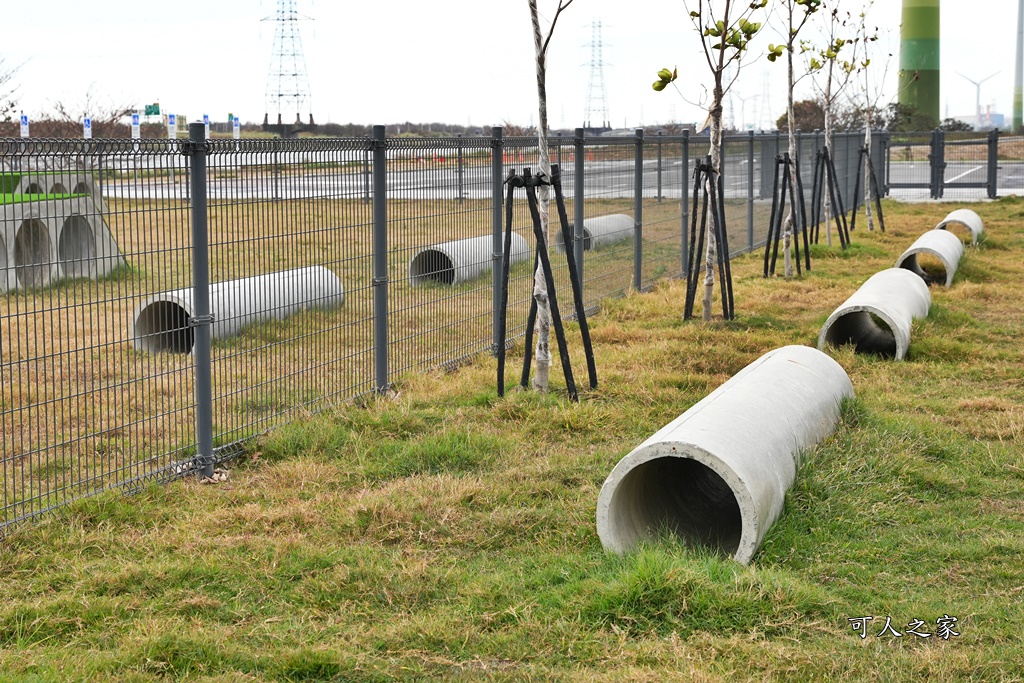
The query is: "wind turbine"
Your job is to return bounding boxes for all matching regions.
[959,71,1000,130]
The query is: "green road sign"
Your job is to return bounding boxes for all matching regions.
[144,103,160,116]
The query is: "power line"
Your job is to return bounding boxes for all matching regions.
[263,0,314,127]
[584,20,610,130]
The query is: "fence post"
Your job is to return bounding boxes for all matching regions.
[681,129,690,281]
[491,126,504,354]
[657,130,664,202]
[186,121,215,480]
[574,127,585,286]
[371,124,389,393]
[930,128,944,199]
[457,133,464,203]
[749,129,757,250]
[634,128,644,290]
[987,128,999,199]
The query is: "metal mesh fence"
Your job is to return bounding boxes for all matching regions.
[0,126,898,534]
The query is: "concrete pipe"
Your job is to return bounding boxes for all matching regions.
[596,345,853,564]
[131,266,345,354]
[894,229,964,287]
[817,268,931,360]
[934,208,984,245]
[408,233,528,287]
[553,214,634,253]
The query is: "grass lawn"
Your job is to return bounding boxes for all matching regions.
[0,197,1022,681]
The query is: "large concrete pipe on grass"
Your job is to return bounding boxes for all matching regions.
[895,229,964,287]
[934,208,984,245]
[553,214,634,253]
[597,345,853,564]
[132,266,345,354]
[408,233,528,287]
[818,268,931,360]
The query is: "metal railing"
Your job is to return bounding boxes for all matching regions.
[1,126,881,534]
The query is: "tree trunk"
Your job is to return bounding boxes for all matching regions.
[823,66,834,247]
[529,0,553,392]
[783,41,797,279]
[863,119,875,231]
[704,81,724,322]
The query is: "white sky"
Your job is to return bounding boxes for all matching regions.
[3,0,1018,130]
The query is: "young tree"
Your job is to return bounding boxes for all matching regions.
[766,0,821,277]
[653,0,765,321]
[807,3,863,246]
[527,0,572,392]
[846,2,889,231]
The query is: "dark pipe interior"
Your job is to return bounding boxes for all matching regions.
[58,215,96,278]
[134,301,194,354]
[611,456,742,557]
[409,250,455,286]
[824,310,897,357]
[899,253,947,286]
[15,219,52,288]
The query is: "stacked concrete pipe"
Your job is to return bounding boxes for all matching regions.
[818,268,931,360]
[553,214,634,253]
[596,345,853,564]
[131,266,345,354]
[894,229,964,287]
[408,233,528,287]
[934,208,984,245]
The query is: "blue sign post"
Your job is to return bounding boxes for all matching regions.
[131,113,141,139]
[83,117,92,139]
[20,114,29,138]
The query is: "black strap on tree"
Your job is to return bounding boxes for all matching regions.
[550,164,597,390]
[763,152,811,277]
[684,156,734,320]
[496,171,522,397]
[497,167,594,402]
[849,145,886,233]
[522,168,578,402]
[810,147,850,248]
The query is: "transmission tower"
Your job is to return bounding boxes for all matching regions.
[584,21,610,130]
[262,0,316,136]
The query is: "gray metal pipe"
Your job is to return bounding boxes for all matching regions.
[818,268,931,360]
[934,208,984,245]
[596,345,853,564]
[553,214,634,253]
[895,229,965,287]
[408,233,528,287]
[131,266,345,354]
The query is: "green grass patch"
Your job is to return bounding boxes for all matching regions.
[2,199,1024,679]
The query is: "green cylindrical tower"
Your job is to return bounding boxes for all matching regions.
[1015,0,1023,132]
[899,0,940,128]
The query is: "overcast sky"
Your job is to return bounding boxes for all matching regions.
[3,1,1019,130]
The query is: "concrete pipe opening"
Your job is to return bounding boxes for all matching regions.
[133,298,194,354]
[132,266,345,354]
[58,215,97,278]
[409,249,456,286]
[49,182,68,195]
[822,311,898,357]
[934,208,983,245]
[895,230,964,288]
[73,181,92,195]
[408,233,528,287]
[24,182,44,195]
[554,214,634,253]
[597,345,853,564]
[15,218,53,288]
[606,455,743,557]
[818,268,931,360]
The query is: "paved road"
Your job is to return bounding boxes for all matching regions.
[100,156,1024,202]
